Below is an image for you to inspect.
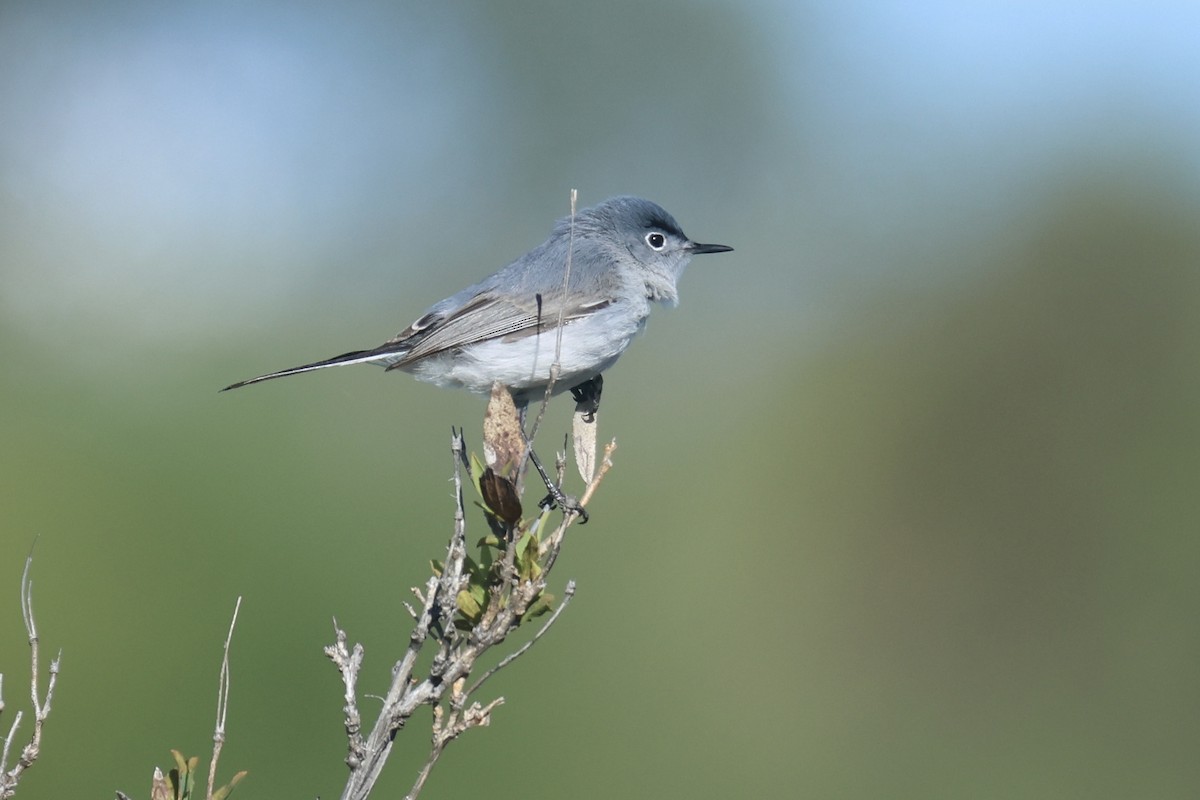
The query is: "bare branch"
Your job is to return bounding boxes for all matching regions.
[466,579,576,700]
[0,709,20,787]
[324,618,366,768]
[0,554,61,800]
[332,387,607,800]
[405,687,504,800]
[206,596,242,800]
[579,438,618,507]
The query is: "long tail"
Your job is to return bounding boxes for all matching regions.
[221,347,400,391]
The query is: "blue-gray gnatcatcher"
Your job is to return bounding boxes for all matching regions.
[223,196,732,409]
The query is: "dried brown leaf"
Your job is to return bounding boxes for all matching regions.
[479,467,523,526]
[572,406,597,485]
[482,383,525,477]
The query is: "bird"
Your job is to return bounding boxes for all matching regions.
[222,196,732,411]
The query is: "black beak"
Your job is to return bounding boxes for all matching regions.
[687,241,734,254]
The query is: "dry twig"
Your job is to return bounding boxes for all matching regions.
[206,597,244,800]
[0,554,61,800]
[328,410,612,800]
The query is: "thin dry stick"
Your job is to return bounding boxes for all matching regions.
[578,439,617,507]
[465,579,577,700]
[526,188,579,446]
[326,619,365,767]
[0,554,61,800]
[206,596,242,800]
[537,440,617,573]
[0,683,16,792]
[405,692,504,800]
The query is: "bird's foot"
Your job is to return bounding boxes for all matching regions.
[569,375,603,423]
[538,487,589,524]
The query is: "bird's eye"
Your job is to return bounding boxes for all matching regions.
[645,232,666,250]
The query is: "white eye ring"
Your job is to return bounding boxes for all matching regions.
[645,232,666,250]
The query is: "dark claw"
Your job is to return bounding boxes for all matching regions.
[539,490,589,524]
[569,375,603,423]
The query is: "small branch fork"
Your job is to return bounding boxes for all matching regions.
[0,554,62,800]
[327,423,611,800]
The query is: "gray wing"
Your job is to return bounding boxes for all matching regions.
[385,230,627,367]
[383,287,612,370]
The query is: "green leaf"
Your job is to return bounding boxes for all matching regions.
[430,559,444,577]
[169,750,198,799]
[478,539,495,571]
[469,452,487,494]
[463,554,490,584]
[212,771,248,800]
[514,530,543,581]
[521,592,555,622]
[456,588,482,619]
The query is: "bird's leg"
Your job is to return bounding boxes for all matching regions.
[527,448,588,523]
[569,375,603,423]
[516,394,589,523]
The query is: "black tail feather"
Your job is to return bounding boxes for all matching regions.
[221,349,387,391]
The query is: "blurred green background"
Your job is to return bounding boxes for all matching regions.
[2,1,1199,797]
